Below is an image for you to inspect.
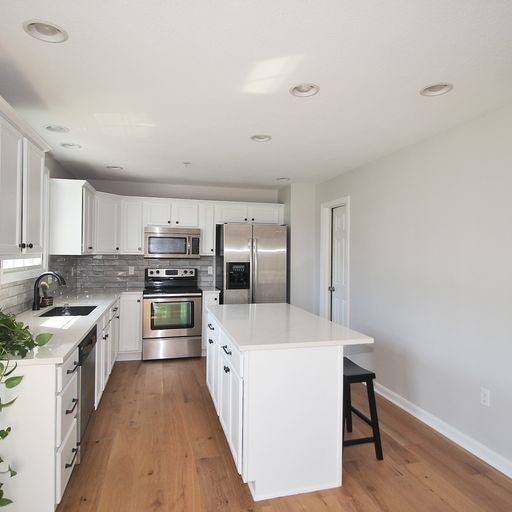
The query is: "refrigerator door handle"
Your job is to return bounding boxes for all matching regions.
[253,238,258,303]
[248,238,253,303]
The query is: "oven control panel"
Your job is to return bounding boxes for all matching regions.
[146,268,196,277]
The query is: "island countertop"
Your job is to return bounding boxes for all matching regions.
[206,303,373,351]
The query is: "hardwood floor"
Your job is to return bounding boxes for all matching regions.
[58,359,512,512]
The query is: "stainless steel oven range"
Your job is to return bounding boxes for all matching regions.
[142,268,202,360]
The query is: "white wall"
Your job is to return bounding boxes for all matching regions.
[316,104,512,469]
[279,183,317,313]
[89,179,279,203]
[45,153,73,178]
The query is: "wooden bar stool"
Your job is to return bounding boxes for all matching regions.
[343,357,383,460]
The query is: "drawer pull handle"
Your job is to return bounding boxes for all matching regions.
[222,345,232,355]
[65,446,79,468]
[65,398,79,415]
[208,323,214,330]
[208,338,214,344]
[66,362,79,374]
[223,365,230,373]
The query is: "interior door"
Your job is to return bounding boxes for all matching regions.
[252,224,287,303]
[330,205,348,325]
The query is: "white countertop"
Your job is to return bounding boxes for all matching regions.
[207,303,373,351]
[9,292,120,366]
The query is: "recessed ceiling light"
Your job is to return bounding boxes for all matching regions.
[23,20,68,43]
[45,124,69,133]
[420,83,453,97]
[251,134,272,142]
[183,161,192,167]
[290,83,320,97]
[61,143,81,149]
[106,166,123,171]
[276,177,290,182]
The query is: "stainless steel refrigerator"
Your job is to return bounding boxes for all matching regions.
[215,224,287,304]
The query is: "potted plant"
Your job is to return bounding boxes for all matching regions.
[0,309,52,507]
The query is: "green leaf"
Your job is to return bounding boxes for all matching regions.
[0,363,4,375]
[35,332,52,346]
[4,376,22,389]
[0,498,13,507]
[0,428,11,440]
[0,398,17,409]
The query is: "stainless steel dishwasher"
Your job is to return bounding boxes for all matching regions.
[78,326,97,446]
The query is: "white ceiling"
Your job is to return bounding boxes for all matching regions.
[1,1,512,188]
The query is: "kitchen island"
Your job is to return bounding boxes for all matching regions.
[205,303,373,501]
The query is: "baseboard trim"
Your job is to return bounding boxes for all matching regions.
[116,351,142,361]
[374,382,512,479]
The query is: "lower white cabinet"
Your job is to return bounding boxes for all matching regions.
[118,291,142,360]
[95,299,120,407]
[0,349,80,511]
[202,289,220,354]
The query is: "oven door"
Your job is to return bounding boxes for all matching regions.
[143,296,202,339]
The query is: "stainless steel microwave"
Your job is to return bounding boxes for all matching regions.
[144,226,200,258]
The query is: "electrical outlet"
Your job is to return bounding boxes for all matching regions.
[207,266,213,275]
[128,266,135,275]
[480,387,491,407]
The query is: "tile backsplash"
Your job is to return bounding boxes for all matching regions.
[49,254,214,291]
[0,278,34,314]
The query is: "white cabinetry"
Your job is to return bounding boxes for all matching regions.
[94,193,120,254]
[144,199,200,227]
[49,179,96,255]
[199,203,215,255]
[215,202,283,224]
[202,289,220,353]
[120,199,143,253]
[95,299,120,407]
[0,116,46,256]
[0,349,80,511]
[118,291,142,360]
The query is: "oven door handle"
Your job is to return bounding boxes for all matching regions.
[143,293,202,298]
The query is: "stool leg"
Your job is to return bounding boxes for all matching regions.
[345,382,353,433]
[366,379,383,460]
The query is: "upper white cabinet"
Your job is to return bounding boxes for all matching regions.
[120,199,143,254]
[94,192,120,254]
[144,199,199,227]
[0,117,23,255]
[50,180,96,255]
[215,203,283,224]
[199,203,215,255]
[0,117,46,256]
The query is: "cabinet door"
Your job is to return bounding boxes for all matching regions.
[219,358,231,436]
[144,200,172,226]
[102,322,112,387]
[171,201,199,227]
[95,194,120,253]
[121,200,143,253]
[206,334,217,399]
[95,335,104,408]
[247,204,281,224]
[119,293,142,353]
[110,301,120,367]
[199,203,215,255]
[82,187,96,253]
[0,117,23,255]
[215,204,249,223]
[22,139,45,254]
[230,369,243,473]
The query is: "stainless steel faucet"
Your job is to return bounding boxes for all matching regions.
[32,271,67,311]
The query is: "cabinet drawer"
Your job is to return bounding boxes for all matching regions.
[56,418,79,504]
[56,372,79,448]
[57,349,79,393]
[206,313,220,342]
[219,332,242,377]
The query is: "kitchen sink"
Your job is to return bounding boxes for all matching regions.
[39,306,97,317]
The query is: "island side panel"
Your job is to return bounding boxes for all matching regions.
[244,345,343,501]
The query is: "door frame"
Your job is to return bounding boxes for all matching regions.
[319,196,350,324]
